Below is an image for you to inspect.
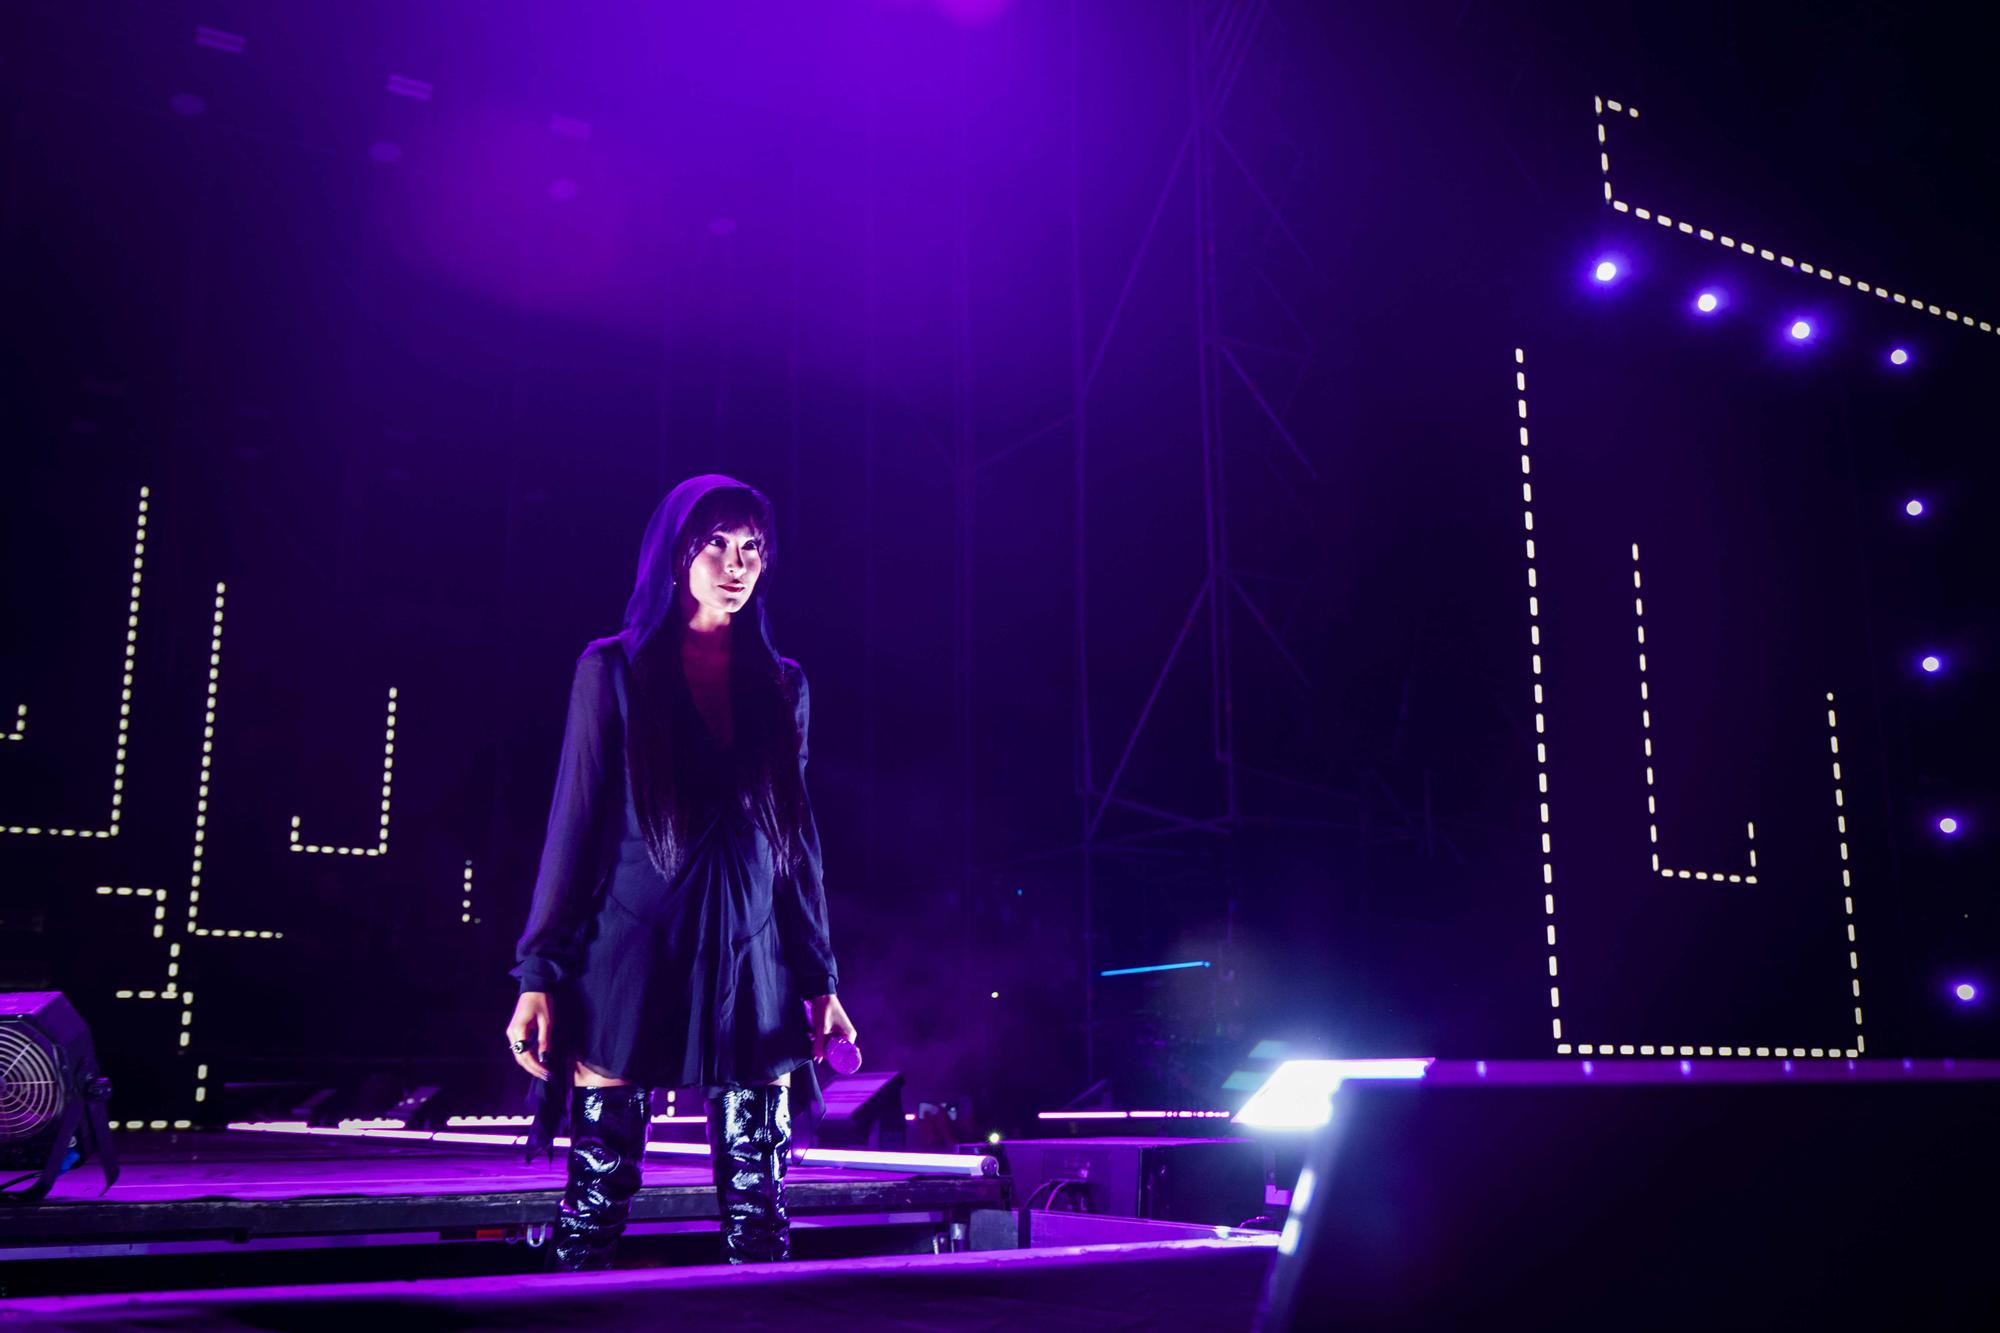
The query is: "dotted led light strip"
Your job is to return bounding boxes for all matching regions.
[4,489,424,1121]
[1595,95,1998,338]
[3,487,149,838]
[111,1119,197,1130]
[184,584,283,943]
[1515,350,1563,1048]
[289,687,399,856]
[1827,692,1864,1043]
[460,859,480,924]
[1513,349,1862,1060]
[1631,545,1757,885]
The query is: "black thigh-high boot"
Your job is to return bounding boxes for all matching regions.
[706,1083,792,1263]
[552,1083,652,1271]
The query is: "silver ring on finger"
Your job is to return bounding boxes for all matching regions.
[510,1039,528,1054]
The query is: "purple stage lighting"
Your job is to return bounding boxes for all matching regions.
[1938,816,1960,835]
[1788,319,1813,341]
[1905,499,1926,517]
[1956,983,1978,1003]
[1921,655,1942,673]
[1890,347,1910,366]
[1695,291,1721,314]
[368,142,404,165]
[548,179,579,202]
[1593,259,1619,283]
[169,93,207,118]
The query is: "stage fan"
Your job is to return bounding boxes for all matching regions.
[0,992,118,1202]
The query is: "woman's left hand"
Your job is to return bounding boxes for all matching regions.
[808,994,858,1063]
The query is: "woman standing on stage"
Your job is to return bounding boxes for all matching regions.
[504,473,858,1269]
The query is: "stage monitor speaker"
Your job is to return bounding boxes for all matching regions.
[0,992,118,1202]
[1259,1078,2000,1329]
[812,1069,905,1149]
[988,1137,1264,1227]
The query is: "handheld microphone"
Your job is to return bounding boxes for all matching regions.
[825,1035,862,1075]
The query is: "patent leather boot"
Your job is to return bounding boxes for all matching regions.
[706,1083,792,1263]
[552,1084,652,1271]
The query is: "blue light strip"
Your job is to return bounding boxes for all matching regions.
[1100,960,1212,977]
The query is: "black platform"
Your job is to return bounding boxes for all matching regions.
[0,1129,1010,1296]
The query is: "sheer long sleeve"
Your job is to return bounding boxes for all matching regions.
[776,661,839,997]
[511,644,622,994]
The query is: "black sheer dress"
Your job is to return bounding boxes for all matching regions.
[510,474,839,1158]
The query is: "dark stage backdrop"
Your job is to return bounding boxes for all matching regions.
[1,0,1994,1130]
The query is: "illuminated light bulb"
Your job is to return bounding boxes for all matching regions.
[1905,499,1925,517]
[1889,347,1910,366]
[1921,655,1941,673]
[1695,291,1720,314]
[1593,260,1619,282]
[1789,320,1813,341]
[1938,816,1960,835]
[1956,983,1977,1002]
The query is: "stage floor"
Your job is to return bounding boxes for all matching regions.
[0,1235,1281,1331]
[1,1130,1007,1255]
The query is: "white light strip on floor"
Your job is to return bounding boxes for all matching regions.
[226,1122,997,1176]
[1036,1110,1235,1120]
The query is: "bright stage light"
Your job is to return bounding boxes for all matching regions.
[1695,291,1720,313]
[1889,347,1910,366]
[1594,260,1619,282]
[1789,319,1813,341]
[1905,499,1926,517]
[1233,1058,1433,1130]
[1938,816,1960,835]
[1956,983,1978,1002]
[1921,655,1941,673]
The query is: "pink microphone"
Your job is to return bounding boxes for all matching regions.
[825,1035,862,1075]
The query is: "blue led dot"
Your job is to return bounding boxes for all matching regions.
[1921,655,1941,673]
[1696,291,1720,314]
[1956,982,1977,1003]
[1789,320,1813,341]
[1889,347,1910,366]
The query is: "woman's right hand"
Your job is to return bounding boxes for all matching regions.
[507,991,554,1081]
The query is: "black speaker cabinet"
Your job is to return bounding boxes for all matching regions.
[989,1136,1265,1227]
[1262,1077,2000,1329]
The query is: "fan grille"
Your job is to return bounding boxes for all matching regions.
[0,1025,64,1141]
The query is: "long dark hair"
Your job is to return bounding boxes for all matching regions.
[624,485,809,885]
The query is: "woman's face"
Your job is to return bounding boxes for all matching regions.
[684,524,765,621]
